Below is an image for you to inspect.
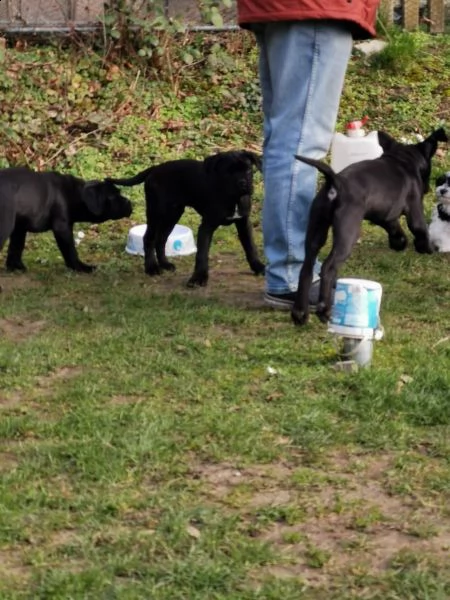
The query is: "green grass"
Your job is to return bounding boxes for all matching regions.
[0,30,450,599]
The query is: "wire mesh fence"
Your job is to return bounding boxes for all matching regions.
[381,0,447,31]
[0,0,447,32]
[0,0,237,31]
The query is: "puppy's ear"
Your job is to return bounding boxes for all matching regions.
[435,173,447,187]
[82,182,105,216]
[419,128,448,161]
[203,155,220,174]
[377,131,398,152]
[242,151,262,172]
[431,127,448,144]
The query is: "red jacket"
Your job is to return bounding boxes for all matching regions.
[237,0,380,39]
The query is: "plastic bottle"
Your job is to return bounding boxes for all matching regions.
[330,116,383,173]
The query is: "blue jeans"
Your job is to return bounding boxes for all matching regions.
[253,22,353,294]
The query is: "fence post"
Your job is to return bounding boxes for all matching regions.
[430,0,445,32]
[379,0,394,25]
[403,0,420,29]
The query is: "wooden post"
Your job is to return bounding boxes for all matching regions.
[379,0,394,25]
[430,0,445,33]
[403,0,420,29]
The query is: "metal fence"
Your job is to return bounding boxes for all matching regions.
[0,0,447,33]
[0,0,237,31]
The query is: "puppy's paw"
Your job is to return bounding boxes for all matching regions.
[431,241,440,252]
[75,262,96,273]
[414,238,434,254]
[316,302,331,324]
[6,260,27,272]
[145,264,162,276]
[291,307,309,326]
[389,235,408,251]
[251,260,265,276]
[159,261,176,272]
[187,273,208,288]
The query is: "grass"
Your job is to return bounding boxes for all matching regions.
[0,28,450,599]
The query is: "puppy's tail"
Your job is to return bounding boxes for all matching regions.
[428,127,448,144]
[294,155,339,189]
[106,166,154,187]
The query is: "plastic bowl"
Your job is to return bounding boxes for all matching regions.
[125,224,196,257]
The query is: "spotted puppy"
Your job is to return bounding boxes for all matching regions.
[429,171,450,252]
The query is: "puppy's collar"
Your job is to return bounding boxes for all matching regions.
[437,203,450,222]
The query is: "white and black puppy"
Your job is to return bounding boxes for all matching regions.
[429,171,450,252]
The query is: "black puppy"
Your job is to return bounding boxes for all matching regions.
[291,127,448,326]
[107,150,265,287]
[0,167,132,273]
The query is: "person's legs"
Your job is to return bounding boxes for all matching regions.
[254,22,353,300]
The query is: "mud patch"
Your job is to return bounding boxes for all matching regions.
[191,461,293,502]
[1,366,84,410]
[0,549,31,584]
[139,252,267,310]
[110,395,146,406]
[0,392,28,411]
[35,366,83,391]
[0,272,41,295]
[47,529,81,548]
[0,451,19,472]
[192,451,450,587]
[0,318,46,342]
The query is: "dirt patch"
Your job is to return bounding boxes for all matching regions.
[197,264,266,310]
[0,451,19,472]
[192,451,450,587]
[0,318,46,342]
[192,461,293,501]
[35,366,83,391]
[138,252,268,310]
[0,272,41,294]
[1,366,83,412]
[110,394,146,406]
[255,517,450,586]
[0,392,27,411]
[0,550,31,584]
[47,529,81,548]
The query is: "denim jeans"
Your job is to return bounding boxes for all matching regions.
[253,22,353,294]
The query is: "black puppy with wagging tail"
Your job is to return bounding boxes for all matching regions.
[107,150,265,287]
[291,127,448,326]
[0,167,132,273]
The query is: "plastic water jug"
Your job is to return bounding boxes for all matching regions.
[328,278,384,368]
[330,116,383,173]
[329,278,383,339]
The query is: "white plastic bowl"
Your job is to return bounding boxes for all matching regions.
[125,224,196,258]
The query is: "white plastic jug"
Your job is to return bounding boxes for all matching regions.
[328,278,383,339]
[330,116,383,173]
[328,278,384,368]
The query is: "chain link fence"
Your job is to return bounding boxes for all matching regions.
[0,0,237,31]
[0,0,447,32]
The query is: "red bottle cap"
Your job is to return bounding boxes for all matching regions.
[346,116,369,130]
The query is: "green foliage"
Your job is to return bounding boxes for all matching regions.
[199,0,233,28]
[368,28,425,74]
[102,0,186,61]
[0,30,450,600]
[101,0,235,66]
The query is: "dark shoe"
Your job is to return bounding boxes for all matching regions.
[264,280,321,311]
[264,291,297,310]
